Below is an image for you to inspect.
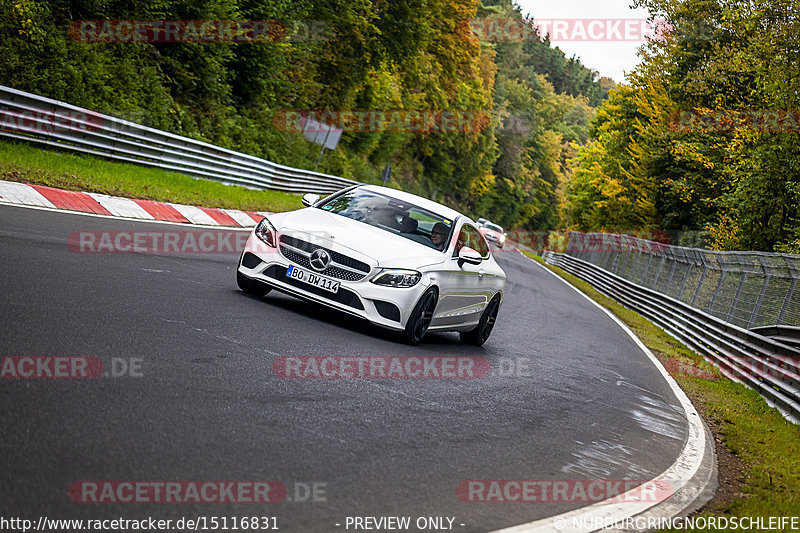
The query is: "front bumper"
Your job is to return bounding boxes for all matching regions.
[484,234,505,247]
[238,234,431,331]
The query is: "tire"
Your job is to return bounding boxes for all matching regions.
[237,269,271,297]
[403,288,438,345]
[460,296,500,346]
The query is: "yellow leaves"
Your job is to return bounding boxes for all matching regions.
[469,172,496,197]
[705,214,743,251]
[12,0,42,40]
[672,141,715,170]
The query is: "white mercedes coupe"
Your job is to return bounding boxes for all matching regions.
[236,185,506,345]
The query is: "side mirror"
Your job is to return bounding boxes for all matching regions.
[457,246,483,267]
[301,193,321,207]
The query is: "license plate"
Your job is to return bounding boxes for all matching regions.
[286,265,340,294]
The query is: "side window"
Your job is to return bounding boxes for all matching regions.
[471,226,490,258]
[455,224,490,258]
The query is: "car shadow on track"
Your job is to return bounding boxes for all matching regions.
[234,289,475,349]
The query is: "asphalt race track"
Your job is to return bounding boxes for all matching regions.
[0,204,689,532]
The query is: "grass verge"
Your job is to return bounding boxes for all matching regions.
[0,139,303,212]
[522,251,800,526]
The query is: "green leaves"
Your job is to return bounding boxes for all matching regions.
[0,0,608,227]
[567,0,800,251]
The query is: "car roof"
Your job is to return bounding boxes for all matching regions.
[358,184,466,224]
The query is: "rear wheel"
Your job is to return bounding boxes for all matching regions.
[460,296,500,346]
[404,288,438,345]
[237,269,271,297]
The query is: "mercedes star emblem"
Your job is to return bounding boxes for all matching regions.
[309,249,331,271]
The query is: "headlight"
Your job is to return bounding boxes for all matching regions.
[371,269,421,288]
[255,218,277,248]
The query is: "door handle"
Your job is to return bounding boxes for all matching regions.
[478,269,485,279]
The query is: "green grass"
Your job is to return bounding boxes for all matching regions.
[0,139,303,212]
[522,251,800,526]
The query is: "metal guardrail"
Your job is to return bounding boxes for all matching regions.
[750,325,800,350]
[542,251,800,423]
[561,232,800,329]
[0,85,359,195]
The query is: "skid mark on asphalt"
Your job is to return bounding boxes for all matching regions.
[561,440,653,478]
[160,318,283,357]
[291,421,348,444]
[191,327,284,357]
[363,382,475,414]
[629,394,685,441]
[599,369,687,441]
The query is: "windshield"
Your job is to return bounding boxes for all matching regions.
[484,223,503,233]
[317,189,454,251]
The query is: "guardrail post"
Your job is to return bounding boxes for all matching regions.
[617,244,631,277]
[610,236,622,274]
[678,249,708,305]
[778,278,797,324]
[652,255,667,290]
[627,242,644,281]
[641,247,655,286]
[665,255,679,294]
[748,275,772,329]
[690,252,707,305]
[709,270,726,313]
[728,272,748,323]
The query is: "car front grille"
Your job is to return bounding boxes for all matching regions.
[278,235,370,282]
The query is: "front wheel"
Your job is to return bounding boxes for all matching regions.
[403,288,438,345]
[460,296,500,346]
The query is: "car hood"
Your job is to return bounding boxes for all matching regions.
[269,208,446,268]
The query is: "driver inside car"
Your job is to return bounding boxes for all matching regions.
[430,222,450,251]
